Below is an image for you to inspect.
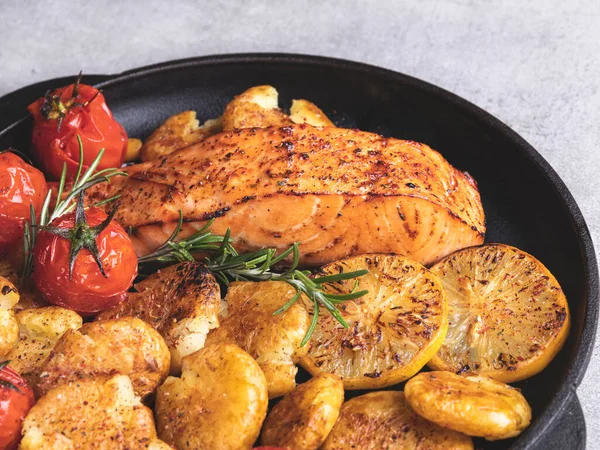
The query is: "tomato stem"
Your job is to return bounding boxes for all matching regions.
[20,143,126,282]
[44,192,118,280]
[139,210,369,345]
[40,72,102,132]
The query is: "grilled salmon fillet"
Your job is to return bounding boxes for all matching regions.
[88,125,485,266]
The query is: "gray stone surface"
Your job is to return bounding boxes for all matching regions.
[1,0,599,445]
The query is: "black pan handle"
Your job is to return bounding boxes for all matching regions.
[0,75,111,130]
[530,392,586,450]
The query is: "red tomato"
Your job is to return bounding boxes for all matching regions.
[28,77,127,180]
[0,362,35,450]
[0,152,47,253]
[32,207,137,314]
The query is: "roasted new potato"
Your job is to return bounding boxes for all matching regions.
[139,85,335,162]
[322,391,473,450]
[126,138,143,162]
[221,85,293,131]
[36,317,170,398]
[261,373,344,450]
[0,260,46,311]
[0,276,19,357]
[140,110,222,161]
[205,281,311,398]
[4,306,82,385]
[289,99,334,127]
[404,371,532,440]
[155,343,268,450]
[222,85,336,131]
[148,442,174,450]
[20,374,170,450]
[97,262,221,374]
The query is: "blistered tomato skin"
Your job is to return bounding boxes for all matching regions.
[28,83,127,180]
[0,363,35,450]
[0,152,48,253]
[32,207,138,315]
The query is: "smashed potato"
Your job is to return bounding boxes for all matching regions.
[21,375,170,450]
[261,373,344,450]
[98,262,221,374]
[0,276,19,357]
[140,110,222,161]
[290,99,334,127]
[139,85,335,162]
[155,343,268,450]
[148,442,174,450]
[405,371,531,440]
[126,138,143,162]
[322,391,473,450]
[4,306,82,385]
[205,281,311,398]
[36,317,170,398]
[0,260,46,311]
[221,85,292,131]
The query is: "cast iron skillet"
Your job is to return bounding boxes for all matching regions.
[0,54,597,449]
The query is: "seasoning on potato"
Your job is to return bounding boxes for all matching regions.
[35,317,170,398]
[97,261,222,374]
[261,373,344,450]
[0,276,19,358]
[205,281,311,398]
[321,390,473,449]
[155,343,268,450]
[4,306,82,385]
[20,375,170,449]
[405,371,532,440]
[139,110,222,161]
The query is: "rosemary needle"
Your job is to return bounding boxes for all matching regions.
[21,136,127,281]
[19,137,368,346]
[139,211,369,345]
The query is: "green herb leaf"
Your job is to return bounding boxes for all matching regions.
[138,212,369,345]
[21,139,127,280]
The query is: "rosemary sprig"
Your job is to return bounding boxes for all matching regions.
[21,136,127,281]
[137,212,238,265]
[139,212,369,345]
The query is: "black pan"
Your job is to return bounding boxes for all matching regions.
[0,54,597,449]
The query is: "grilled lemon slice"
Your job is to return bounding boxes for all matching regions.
[321,391,473,449]
[405,371,531,440]
[428,244,570,382]
[300,254,447,389]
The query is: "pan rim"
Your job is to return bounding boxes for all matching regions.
[2,52,598,448]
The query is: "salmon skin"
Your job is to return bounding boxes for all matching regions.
[88,125,485,266]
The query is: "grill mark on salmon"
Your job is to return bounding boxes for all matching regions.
[88,125,485,266]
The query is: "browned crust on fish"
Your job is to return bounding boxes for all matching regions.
[88,125,484,239]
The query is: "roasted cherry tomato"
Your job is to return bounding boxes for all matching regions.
[32,203,137,315]
[0,151,47,253]
[28,74,127,180]
[0,361,35,450]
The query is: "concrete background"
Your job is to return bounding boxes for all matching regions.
[1,0,599,446]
